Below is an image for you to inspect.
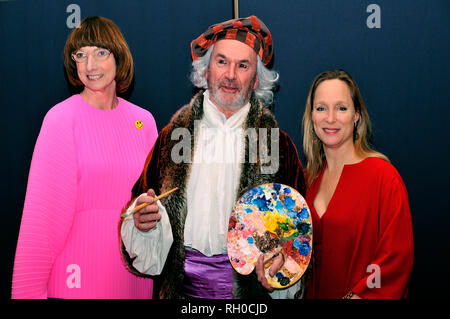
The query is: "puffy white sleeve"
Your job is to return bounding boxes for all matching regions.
[120,195,173,275]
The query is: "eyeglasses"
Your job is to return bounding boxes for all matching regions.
[71,48,111,63]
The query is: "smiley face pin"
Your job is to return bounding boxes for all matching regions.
[135,120,143,129]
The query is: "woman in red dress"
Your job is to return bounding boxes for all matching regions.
[302,69,414,299]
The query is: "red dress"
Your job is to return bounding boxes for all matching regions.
[305,157,414,299]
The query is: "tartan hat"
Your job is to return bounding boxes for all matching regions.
[190,15,273,66]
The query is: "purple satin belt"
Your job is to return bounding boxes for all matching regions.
[183,248,234,299]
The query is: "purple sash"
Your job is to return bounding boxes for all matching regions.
[183,248,234,299]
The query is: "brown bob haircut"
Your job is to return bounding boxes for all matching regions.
[63,16,134,93]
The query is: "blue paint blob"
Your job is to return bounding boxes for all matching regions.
[247,237,254,244]
[298,207,310,220]
[253,195,270,211]
[275,200,285,212]
[287,210,297,219]
[298,242,311,256]
[274,183,281,194]
[293,239,301,249]
[241,188,260,203]
[278,275,290,286]
[284,196,295,210]
[283,187,291,194]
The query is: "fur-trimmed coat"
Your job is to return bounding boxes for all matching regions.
[119,91,306,299]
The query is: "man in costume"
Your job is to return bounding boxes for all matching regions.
[119,16,306,299]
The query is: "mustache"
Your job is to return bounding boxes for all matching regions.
[219,79,241,90]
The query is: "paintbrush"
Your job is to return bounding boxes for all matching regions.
[120,187,179,219]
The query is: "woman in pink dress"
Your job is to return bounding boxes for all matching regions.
[12,16,158,298]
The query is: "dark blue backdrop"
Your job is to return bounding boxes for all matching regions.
[1,0,449,299]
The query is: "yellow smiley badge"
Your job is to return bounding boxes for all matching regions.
[135,120,143,129]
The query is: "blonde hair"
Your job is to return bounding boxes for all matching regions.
[63,16,134,93]
[302,69,389,186]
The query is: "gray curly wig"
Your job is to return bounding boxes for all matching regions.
[189,45,279,107]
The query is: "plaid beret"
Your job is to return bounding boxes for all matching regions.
[190,15,273,66]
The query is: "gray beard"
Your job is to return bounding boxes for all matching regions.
[207,75,256,110]
[209,88,249,110]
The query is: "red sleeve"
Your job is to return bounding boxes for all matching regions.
[352,175,414,298]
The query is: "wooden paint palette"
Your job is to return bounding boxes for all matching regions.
[227,183,313,288]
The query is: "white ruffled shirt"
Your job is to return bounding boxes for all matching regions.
[184,90,248,256]
[120,91,301,298]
